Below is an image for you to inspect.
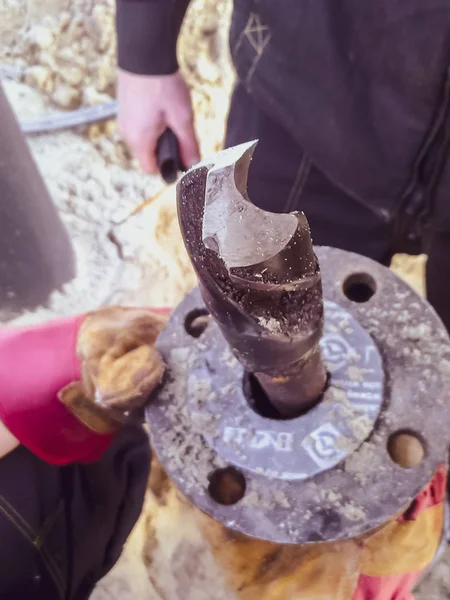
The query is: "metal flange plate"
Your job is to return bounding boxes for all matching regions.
[180,297,383,481]
[147,247,450,544]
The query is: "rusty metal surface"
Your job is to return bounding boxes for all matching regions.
[177,141,326,417]
[147,246,450,545]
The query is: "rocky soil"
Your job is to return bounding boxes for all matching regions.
[0,0,233,323]
[0,0,447,597]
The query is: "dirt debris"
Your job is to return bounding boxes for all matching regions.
[344,441,383,485]
[342,502,366,522]
[3,1,117,108]
[157,345,226,493]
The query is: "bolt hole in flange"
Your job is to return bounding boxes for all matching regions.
[343,272,377,303]
[387,431,425,469]
[184,308,211,338]
[208,467,246,505]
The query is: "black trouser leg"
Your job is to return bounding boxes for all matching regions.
[225,84,393,265]
[0,426,149,599]
[425,232,450,331]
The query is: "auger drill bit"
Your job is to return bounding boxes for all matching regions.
[177,140,327,418]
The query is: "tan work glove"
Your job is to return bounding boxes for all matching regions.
[59,306,168,434]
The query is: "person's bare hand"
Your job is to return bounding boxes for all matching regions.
[117,70,200,174]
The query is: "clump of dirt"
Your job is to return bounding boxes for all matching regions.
[0,0,115,107]
[0,0,234,151]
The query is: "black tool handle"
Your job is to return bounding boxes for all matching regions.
[156,128,185,184]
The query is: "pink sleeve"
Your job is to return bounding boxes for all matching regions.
[0,315,113,465]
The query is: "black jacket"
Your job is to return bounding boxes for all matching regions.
[116,0,450,232]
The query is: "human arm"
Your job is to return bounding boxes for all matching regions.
[116,0,191,76]
[0,307,169,465]
[116,0,200,173]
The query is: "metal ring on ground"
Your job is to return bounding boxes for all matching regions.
[147,246,450,544]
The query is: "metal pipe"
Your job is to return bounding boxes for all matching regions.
[0,84,74,319]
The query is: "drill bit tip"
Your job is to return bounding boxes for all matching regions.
[201,140,299,272]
